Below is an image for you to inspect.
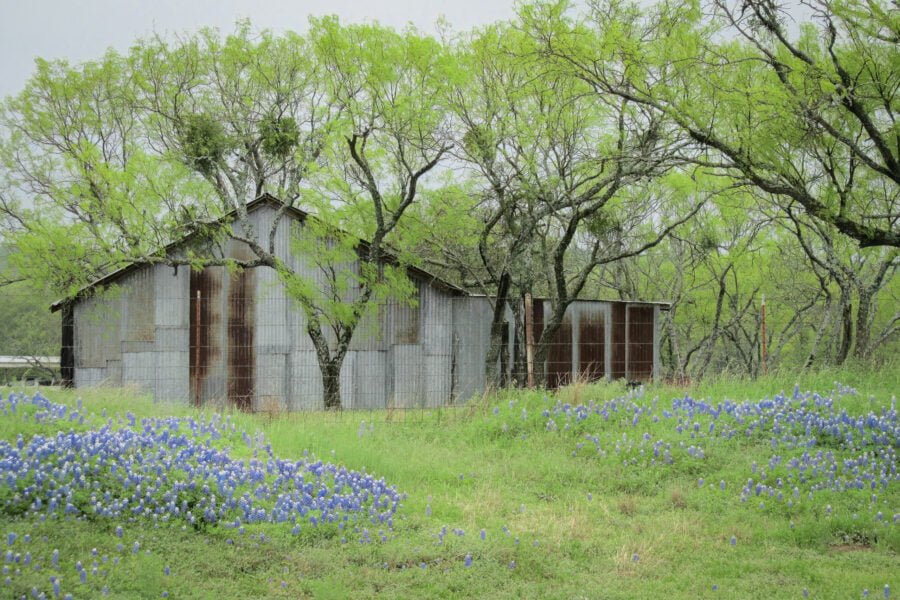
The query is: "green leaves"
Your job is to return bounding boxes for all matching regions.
[259,115,300,159]
[177,114,231,176]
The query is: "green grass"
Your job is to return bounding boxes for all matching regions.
[0,368,897,599]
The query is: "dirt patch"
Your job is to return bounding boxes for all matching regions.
[828,543,873,553]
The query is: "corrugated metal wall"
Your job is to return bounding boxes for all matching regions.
[69,201,665,409]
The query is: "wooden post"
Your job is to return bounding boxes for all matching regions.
[524,293,535,388]
[760,294,767,375]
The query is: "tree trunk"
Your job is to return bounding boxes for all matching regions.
[531,303,567,387]
[321,360,342,411]
[835,287,853,365]
[306,317,350,410]
[804,298,832,368]
[532,339,549,387]
[853,287,873,360]
[510,307,527,387]
[665,308,685,379]
[484,273,512,390]
[695,266,730,379]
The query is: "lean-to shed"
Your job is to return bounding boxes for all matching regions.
[54,195,668,410]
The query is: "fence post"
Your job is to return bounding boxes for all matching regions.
[524,293,535,388]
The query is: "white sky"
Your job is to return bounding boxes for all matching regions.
[0,0,520,99]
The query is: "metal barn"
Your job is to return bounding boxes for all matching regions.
[54,196,667,410]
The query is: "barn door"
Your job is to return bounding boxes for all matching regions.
[626,305,654,381]
[547,316,572,389]
[226,269,255,411]
[190,269,217,407]
[190,268,255,410]
[578,308,605,382]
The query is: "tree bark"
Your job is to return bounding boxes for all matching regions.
[835,288,853,365]
[853,287,874,360]
[484,272,512,390]
[321,360,342,411]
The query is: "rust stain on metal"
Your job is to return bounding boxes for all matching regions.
[547,315,572,389]
[611,303,627,379]
[60,303,75,387]
[227,268,255,411]
[579,307,605,382]
[190,269,221,407]
[627,305,654,381]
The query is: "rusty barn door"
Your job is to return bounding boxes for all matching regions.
[190,268,255,410]
[227,269,255,411]
[190,269,218,408]
[578,307,605,382]
[627,305,654,381]
[547,315,572,389]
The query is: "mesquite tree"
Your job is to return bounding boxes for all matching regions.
[0,21,451,409]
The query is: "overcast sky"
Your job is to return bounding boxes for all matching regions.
[0,0,520,99]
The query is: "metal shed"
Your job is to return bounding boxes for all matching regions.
[54,196,668,410]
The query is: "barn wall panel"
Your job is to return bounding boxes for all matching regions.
[353,351,387,409]
[290,351,324,411]
[451,297,493,403]
[256,353,287,412]
[392,345,422,408]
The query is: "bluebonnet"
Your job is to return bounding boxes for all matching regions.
[0,393,404,541]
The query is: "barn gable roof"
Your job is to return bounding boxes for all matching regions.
[50,193,466,311]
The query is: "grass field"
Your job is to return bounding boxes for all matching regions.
[0,364,897,599]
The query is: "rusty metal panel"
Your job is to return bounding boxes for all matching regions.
[627,305,655,381]
[190,268,225,407]
[653,306,661,379]
[578,305,606,382]
[547,314,573,389]
[61,303,74,386]
[227,268,255,411]
[611,302,627,379]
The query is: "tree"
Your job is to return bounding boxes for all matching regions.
[781,205,898,362]
[443,23,703,386]
[281,19,453,408]
[0,21,451,409]
[524,0,899,248]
